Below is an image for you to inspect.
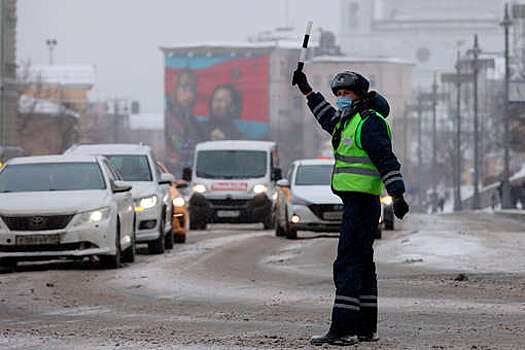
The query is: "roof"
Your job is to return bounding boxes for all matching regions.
[160,40,308,55]
[310,55,415,66]
[196,140,276,151]
[17,64,96,86]
[18,95,80,119]
[8,154,99,165]
[66,143,152,155]
[128,113,164,130]
[295,158,335,166]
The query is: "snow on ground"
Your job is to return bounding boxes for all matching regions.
[376,214,525,274]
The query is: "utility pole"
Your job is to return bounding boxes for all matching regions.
[501,3,513,209]
[431,72,438,213]
[470,34,481,210]
[417,94,423,210]
[46,39,57,65]
[455,50,463,211]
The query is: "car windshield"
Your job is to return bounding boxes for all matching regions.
[106,155,152,181]
[295,164,333,186]
[196,150,267,179]
[0,162,106,192]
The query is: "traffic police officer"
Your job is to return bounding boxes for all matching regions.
[292,69,409,346]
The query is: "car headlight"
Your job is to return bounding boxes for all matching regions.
[173,196,185,207]
[192,184,207,193]
[253,184,268,194]
[290,194,310,205]
[381,195,393,205]
[135,195,158,212]
[75,207,111,225]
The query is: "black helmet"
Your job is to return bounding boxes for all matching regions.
[330,71,370,96]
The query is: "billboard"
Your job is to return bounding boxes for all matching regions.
[164,52,270,173]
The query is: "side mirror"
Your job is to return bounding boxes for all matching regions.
[276,179,290,188]
[159,172,175,185]
[272,167,282,181]
[112,180,132,193]
[182,167,192,182]
[175,179,188,189]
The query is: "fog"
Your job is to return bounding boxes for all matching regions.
[18,0,336,113]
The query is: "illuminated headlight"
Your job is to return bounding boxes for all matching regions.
[253,184,268,194]
[291,214,300,224]
[381,195,393,205]
[192,184,207,193]
[135,195,158,212]
[75,207,111,225]
[173,196,185,207]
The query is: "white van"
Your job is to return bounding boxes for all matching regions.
[185,140,282,230]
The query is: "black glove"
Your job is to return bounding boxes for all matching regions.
[393,195,409,219]
[292,69,312,95]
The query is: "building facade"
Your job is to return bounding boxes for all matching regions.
[339,0,507,86]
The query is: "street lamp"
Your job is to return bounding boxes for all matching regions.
[46,39,57,65]
[501,3,513,209]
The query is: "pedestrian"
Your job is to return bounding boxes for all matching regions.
[292,69,409,346]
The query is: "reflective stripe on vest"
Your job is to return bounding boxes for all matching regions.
[333,166,380,177]
[334,154,374,165]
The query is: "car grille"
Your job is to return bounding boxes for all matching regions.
[1,215,74,231]
[208,199,250,209]
[0,242,94,252]
[307,204,343,221]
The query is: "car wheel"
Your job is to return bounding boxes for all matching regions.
[285,227,297,240]
[148,218,166,254]
[174,234,186,243]
[101,220,121,269]
[263,212,275,230]
[121,226,136,263]
[165,228,174,250]
[190,217,207,230]
[385,220,394,231]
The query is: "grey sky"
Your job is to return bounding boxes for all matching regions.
[18,0,337,113]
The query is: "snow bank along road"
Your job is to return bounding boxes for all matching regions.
[1,213,524,349]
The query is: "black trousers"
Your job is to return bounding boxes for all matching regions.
[330,192,380,336]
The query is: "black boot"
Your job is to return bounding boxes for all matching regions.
[310,330,358,346]
[358,332,379,342]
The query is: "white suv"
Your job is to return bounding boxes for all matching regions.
[66,144,174,254]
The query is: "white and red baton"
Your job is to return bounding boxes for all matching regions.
[297,21,313,72]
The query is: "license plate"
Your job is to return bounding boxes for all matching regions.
[217,210,240,218]
[16,234,61,245]
[323,211,342,221]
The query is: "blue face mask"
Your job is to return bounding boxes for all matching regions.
[336,96,353,110]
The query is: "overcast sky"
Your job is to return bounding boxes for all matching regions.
[18,0,337,113]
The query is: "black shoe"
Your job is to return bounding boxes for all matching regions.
[310,331,358,346]
[358,332,379,342]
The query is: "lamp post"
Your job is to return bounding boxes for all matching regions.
[45,39,57,65]
[501,3,513,209]
[455,50,463,211]
[468,34,482,210]
[431,72,438,212]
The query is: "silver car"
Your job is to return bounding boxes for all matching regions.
[275,159,383,239]
[0,155,135,269]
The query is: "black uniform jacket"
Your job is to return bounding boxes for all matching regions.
[306,91,406,196]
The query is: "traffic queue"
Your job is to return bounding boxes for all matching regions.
[0,143,188,270]
[0,139,395,271]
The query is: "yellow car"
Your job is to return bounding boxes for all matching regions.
[157,162,188,243]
